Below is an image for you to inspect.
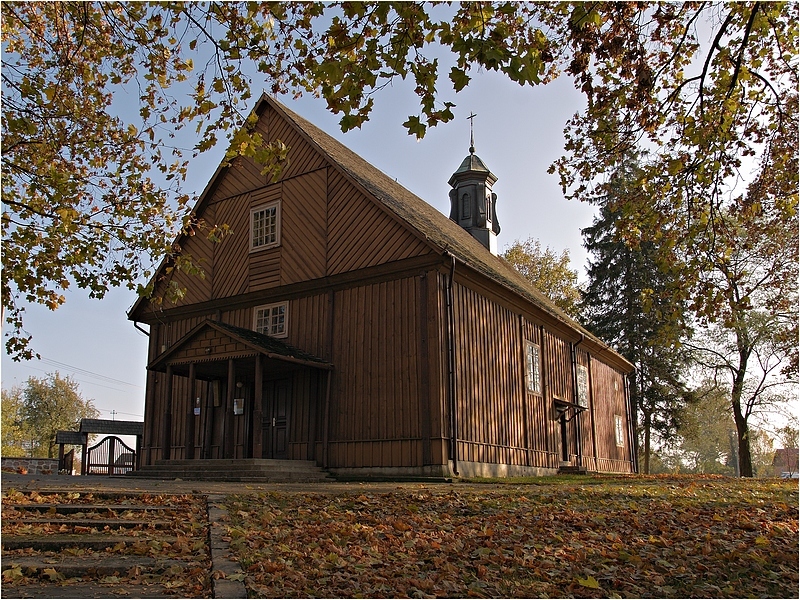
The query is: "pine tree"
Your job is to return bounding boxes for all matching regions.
[581,157,690,474]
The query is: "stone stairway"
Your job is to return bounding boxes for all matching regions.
[127,458,332,483]
[0,489,213,598]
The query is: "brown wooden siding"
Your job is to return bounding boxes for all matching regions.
[326,276,424,468]
[210,157,268,203]
[327,169,432,275]
[263,104,328,182]
[280,169,327,285]
[212,192,251,299]
[207,103,327,202]
[451,282,529,467]
[590,359,632,472]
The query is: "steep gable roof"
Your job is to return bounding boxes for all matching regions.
[263,96,630,368]
[130,94,631,371]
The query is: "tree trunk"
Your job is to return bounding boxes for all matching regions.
[731,379,753,477]
[734,414,753,477]
[642,408,652,474]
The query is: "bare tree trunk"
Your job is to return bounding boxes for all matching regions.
[731,372,753,477]
[734,414,754,477]
[642,409,652,474]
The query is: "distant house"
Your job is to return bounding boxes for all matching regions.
[128,94,636,478]
[772,448,799,478]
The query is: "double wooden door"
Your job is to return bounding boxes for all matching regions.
[261,378,291,459]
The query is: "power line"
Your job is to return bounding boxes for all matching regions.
[38,357,142,388]
[6,361,143,396]
[98,408,143,419]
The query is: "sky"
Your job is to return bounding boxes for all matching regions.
[2,61,600,425]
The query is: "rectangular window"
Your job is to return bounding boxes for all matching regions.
[576,364,589,408]
[254,302,287,338]
[250,201,280,251]
[615,414,625,447]
[525,341,541,395]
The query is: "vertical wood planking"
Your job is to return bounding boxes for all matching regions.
[325,276,422,468]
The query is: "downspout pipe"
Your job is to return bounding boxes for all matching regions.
[133,321,150,336]
[445,251,459,476]
[625,373,638,473]
[571,334,586,467]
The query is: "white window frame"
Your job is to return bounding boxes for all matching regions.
[576,364,589,408]
[525,341,542,395]
[253,302,288,338]
[615,414,625,447]
[250,200,281,251]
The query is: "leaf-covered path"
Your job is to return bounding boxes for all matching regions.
[224,475,798,598]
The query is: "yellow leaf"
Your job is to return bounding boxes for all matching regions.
[578,575,601,589]
[755,536,769,546]
[43,567,64,581]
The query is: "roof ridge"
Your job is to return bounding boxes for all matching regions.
[263,95,601,340]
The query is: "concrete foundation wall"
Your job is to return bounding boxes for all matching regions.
[328,461,558,480]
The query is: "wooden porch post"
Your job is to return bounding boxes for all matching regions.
[185,363,196,459]
[252,355,263,458]
[224,359,235,458]
[202,381,214,459]
[323,369,332,469]
[162,364,173,461]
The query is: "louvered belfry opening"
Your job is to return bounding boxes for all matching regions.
[447,145,501,255]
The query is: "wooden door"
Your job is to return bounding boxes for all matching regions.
[262,378,291,459]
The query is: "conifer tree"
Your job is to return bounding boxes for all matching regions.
[581,156,690,474]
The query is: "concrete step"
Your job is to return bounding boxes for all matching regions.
[2,534,178,551]
[2,555,189,578]
[557,465,590,475]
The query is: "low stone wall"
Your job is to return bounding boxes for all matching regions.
[1,457,59,475]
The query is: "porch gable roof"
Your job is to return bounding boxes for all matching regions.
[148,319,333,373]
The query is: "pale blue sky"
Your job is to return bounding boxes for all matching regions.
[2,67,599,424]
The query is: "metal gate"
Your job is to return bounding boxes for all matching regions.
[85,436,136,475]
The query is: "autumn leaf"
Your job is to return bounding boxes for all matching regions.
[42,568,64,582]
[577,575,601,589]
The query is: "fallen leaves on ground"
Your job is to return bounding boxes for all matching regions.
[224,475,798,598]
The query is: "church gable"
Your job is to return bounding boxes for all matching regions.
[130,95,441,319]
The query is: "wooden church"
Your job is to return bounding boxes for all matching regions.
[128,94,636,478]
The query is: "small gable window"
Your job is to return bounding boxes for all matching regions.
[254,302,287,338]
[525,341,541,395]
[250,201,280,251]
[615,414,625,447]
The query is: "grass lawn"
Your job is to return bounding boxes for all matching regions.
[224,474,798,598]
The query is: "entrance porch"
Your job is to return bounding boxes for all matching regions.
[145,320,333,467]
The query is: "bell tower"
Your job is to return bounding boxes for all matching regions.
[448,114,500,254]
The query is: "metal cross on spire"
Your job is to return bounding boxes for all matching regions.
[467,112,477,154]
